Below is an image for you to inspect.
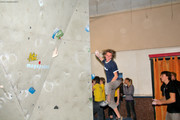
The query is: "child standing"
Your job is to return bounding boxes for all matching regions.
[93,76,105,120]
[100,77,106,101]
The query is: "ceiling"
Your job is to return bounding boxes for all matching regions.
[89,0,180,17]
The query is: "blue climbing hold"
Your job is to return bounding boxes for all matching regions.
[85,24,90,32]
[29,87,36,94]
[91,74,95,80]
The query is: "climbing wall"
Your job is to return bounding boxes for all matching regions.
[0,0,92,120]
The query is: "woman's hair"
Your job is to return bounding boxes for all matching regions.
[102,49,116,60]
[125,78,132,86]
[100,77,105,84]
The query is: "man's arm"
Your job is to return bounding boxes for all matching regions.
[159,96,166,101]
[153,93,176,105]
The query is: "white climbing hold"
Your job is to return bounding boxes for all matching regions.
[52,47,58,58]
[0,85,3,89]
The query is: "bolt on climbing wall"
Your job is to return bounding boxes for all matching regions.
[0,0,92,120]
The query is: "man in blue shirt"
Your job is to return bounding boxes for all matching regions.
[95,49,122,120]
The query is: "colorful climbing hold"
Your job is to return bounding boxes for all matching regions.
[91,74,95,80]
[52,28,64,40]
[29,87,36,94]
[85,24,90,32]
[27,52,38,62]
[56,30,64,40]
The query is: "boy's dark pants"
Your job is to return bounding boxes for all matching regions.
[93,101,105,120]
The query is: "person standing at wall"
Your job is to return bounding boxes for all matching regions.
[95,49,123,120]
[123,78,137,120]
[152,71,180,120]
[161,72,180,96]
[92,76,105,120]
[171,72,180,112]
[100,77,106,102]
[119,78,124,113]
[100,77,106,120]
[171,72,180,84]
[92,79,96,102]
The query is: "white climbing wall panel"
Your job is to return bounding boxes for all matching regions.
[0,0,92,120]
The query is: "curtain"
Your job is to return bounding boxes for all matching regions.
[153,56,180,120]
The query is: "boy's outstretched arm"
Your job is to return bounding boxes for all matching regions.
[95,50,103,61]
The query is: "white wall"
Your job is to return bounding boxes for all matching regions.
[91,46,180,96]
